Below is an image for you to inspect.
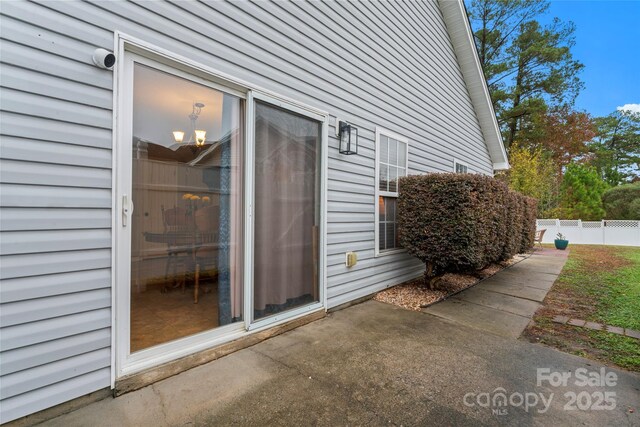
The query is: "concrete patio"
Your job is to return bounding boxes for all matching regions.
[35,250,639,427]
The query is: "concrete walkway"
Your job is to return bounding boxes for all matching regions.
[422,248,568,338]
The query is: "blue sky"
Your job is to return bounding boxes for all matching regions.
[541,0,640,117]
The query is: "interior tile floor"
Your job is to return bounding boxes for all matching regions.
[130,267,219,352]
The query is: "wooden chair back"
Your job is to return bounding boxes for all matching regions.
[534,229,546,247]
[161,206,194,233]
[194,205,219,234]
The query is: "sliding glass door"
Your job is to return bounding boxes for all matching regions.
[116,47,326,376]
[127,60,244,352]
[252,100,322,322]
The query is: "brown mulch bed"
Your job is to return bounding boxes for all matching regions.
[373,255,524,311]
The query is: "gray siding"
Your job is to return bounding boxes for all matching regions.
[0,0,493,421]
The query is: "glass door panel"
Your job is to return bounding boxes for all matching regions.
[130,63,244,352]
[253,101,321,321]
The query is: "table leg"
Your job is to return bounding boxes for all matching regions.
[194,263,200,304]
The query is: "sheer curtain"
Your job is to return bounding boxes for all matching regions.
[253,101,320,319]
[218,94,244,325]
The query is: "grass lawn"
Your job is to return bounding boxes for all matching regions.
[523,245,640,372]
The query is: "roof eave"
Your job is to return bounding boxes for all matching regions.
[438,0,509,170]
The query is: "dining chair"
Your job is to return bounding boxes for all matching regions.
[161,205,195,294]
[193,205,220,303]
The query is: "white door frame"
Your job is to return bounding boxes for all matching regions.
[245,91,328,332]
[111,33,328,383]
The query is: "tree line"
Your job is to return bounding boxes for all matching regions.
[467,0,640,220]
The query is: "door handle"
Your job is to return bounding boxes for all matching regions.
[122,194,133,227]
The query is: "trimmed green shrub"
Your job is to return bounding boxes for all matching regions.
[398,173,537,288]
[602,183,640,220]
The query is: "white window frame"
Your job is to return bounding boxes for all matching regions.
[374,127,409,257]
[112,32,328,382]
[453,158,469,173]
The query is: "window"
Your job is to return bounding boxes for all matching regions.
[454,159,469,173]
[375,128,409,254]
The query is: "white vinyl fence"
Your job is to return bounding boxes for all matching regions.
[536,219,640,247]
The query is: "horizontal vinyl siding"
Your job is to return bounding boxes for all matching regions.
[0,208,112,231]
[0,1,114,421]
[0,0,493,421]
[1,347,110,400]
[1,136,112,169]
[0,368,111,424]
[0,269,112,303]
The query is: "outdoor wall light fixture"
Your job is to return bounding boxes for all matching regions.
[173,102,207,147]
[338,120,358,155]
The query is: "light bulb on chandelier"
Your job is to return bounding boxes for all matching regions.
[172,131,185,143]
[173,102,206,146]
[194,130,207,146]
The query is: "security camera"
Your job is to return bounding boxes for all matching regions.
[92,48,116,70]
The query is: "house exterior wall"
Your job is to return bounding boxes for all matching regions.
[0,0,494,421]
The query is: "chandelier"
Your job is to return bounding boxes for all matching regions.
[172,102,207,147]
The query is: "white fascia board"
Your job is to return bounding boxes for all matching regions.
[492,161,510,171]
[438,0,509,170]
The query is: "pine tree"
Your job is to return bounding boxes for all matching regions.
[589,110,640,185]
[468,0,584,148]
[559,163,608,220]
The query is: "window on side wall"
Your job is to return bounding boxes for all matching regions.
[454,159,469,173]
[375,128,409,255]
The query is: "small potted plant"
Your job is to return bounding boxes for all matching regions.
[554,233,569,250]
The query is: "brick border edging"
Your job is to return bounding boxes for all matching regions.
[552,315,640,339]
